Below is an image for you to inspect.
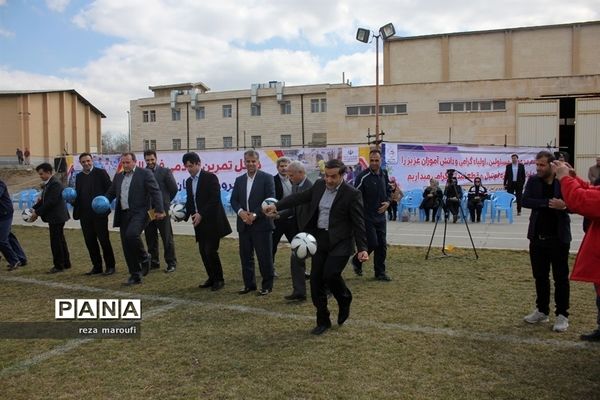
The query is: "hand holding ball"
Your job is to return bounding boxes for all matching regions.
[261,197,278,216]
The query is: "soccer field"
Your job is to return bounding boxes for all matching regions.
[1,225,599,399]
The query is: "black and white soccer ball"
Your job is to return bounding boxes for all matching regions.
[290,232,317,260]
[261,197,278,209]
[169,203,186,222]
[21,208,34,222]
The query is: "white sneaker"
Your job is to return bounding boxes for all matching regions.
[524,309,549,324]
[553,314,569,332]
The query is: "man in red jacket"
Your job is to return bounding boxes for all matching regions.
[555,160,600,341]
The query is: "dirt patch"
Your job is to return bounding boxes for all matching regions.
[0,168,40,192]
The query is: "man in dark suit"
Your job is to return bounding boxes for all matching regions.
[1,178,27,271]
[105,152,165,285]
[265,159,369,335]
[271,157,295,276]
[504,153,526,216]
[73,152,116,276]
[182,152,232,291]
[282,161,313,301]
[143,150,178,273]
[230,149,276,296]
[31,163,71,273]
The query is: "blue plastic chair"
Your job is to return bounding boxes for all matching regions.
[172,190,187,205]
[491,192,516,223]
[398,194,425,221]
[220,190,233,215]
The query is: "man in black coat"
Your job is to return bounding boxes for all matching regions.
[504,153,526,215]
[182,152,232,291]
[105,152,165,285]
[1,178,27,271]
[31,163,71,273]
[265,159,368,335]
[72,152,116,276]
[271,157,295,275]
[143,150,178,273]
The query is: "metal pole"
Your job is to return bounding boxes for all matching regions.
[127,110,131,151]
[375,34,380,148]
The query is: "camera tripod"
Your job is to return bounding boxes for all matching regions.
[425,169,479,260]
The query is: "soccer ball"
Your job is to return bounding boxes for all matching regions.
[62,187,77,203]
[290,232,317,260]
[261,197,278,209]
[169,203,186,222]
[21,208,34,222]
[91,196,111,214]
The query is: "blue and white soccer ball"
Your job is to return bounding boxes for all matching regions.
[91,195,111,214]
[62,187,77,203]
[290,232,317,260]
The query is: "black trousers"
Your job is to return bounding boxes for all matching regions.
[239,228,274,291]
[507,183,523,212]
[144,217,177,267]
[387,201,398,220]
[468,204,483,222]
[49,223,70,269]
[353,218,387,277]
[198,235,224,283]
[80,215,115,271]
[272,218,296,262]
[529,238,570,317]
[311,230,352,327]
[119,211,149,277]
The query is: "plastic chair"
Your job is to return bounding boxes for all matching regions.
[220,190,233,215]
[172,190,187,205]
[491,192,516,223]
[398,194,425,221]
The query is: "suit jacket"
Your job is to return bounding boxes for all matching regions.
[230,170,275,233]
[293,178,313,231]
[274,174,286,200]
[149,165,178,212]
[275,179,367,257]
[105,167,164,228]
[185,170,232,240]
[522,175,571,244]
[33,175,70,224]
[73,167,112,220]
[503,163,526,188]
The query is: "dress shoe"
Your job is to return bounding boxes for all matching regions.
[310,324,331,335]
[211,281,225,291]
[580,329,600,342]
[103,268,116,276]
[351,257,363,276]
[164,265,176,273]
[150,262,160,270]
[257,288,272,296]
[375,274,392,282]
[141,256,151,277]
[198,279,214,289]
[7,261,21,271]
[123,276,142,286]
[48,267,64,274]
[238,287,256,294]
[19,260,27,267]
[284,294,306,301]
[338,298,352,325]
[85,268,103,276]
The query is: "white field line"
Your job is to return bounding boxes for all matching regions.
[0,275,594,359]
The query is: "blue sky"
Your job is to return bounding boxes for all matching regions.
[1,0,598,137]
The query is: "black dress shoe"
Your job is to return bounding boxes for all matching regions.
[310,324,331,335]
[198,279,213,289]
[284,294,306,301]
[211,281,225,291]
[580,329,600,342]
[375,274,392,282]
[338,297,352,325]
[48,267,64,274]
[257,288,272,296]
[19,260,27,267]
[123,276,142,286]
[150,263,160,270]
[7,261,21,271]
[85,268,103,276]
[141,257,150,277]
[238,287,256,294]
[103,268,115,276]
[164,265,176,273]
[64,264,71,269]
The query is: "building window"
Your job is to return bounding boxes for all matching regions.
[196,137,205,150]
[346,103,407,116]
[143,111,149,122]
[143,140,156,150]
[223,136,233,148]
[172,139,181,150]
[251,103,261,116]
[222,105,232,118]
[172,108,181,121]
[281,134,292,147]
[439,99,506,113]
[195,107,205,120]
[251,135,262,148]
[311,98,327,113]
[280,101,291,114]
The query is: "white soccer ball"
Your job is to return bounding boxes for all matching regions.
[21,208,34,222]
[169,203,186,222]
[290,232,317,260]
[261,197,278,209]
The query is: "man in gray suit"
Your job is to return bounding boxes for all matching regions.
[282,161,312,301]
[230,149,276,296]
[143,150,178,273]
[106,152,165,285]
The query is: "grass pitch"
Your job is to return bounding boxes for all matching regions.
[0,225,599,400]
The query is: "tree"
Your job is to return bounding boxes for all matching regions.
[101,132,129,154]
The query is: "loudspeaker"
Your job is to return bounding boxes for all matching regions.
[54,157,66,173]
